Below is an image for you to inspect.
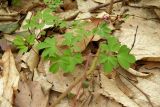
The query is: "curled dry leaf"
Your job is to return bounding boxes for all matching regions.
[127,68,150,77]
[0,49,19,107]
[118,68,138,83]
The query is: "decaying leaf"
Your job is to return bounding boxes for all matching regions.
[121,67,160,107]
[0,49,19,107]
[21,46,39,72]
[58,10,80,21]
[77,0,99,12]
[99,73,140,107]
[0,22,19,33]
[15,81,49,107]
[114,8,160,61]
[47,66,83,94]
[33,69,52,95]
[127,68,150,77]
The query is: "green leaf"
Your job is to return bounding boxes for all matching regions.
[18,45,28,53]
[93,22,111,38]
[26,35,35,45]
[50,63,59,73]
[117,45,136,69]
[13,36,25,46]
[63,32,75,46]
[37,37,58,58]
[107,36,120,52]
[58,50,83,72]
[100,54,118,72]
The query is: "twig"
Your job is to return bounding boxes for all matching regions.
[0,12,19,16]
[108,0,114,14]
[130,26,138,51]
[117,71,154,107]
[72,53,91,107]
[128,4,160,9]
[89,0,122,12]
[51,47,101,107]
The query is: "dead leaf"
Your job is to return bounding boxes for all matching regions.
[114,8,160,61]
[21,46,39,72]
[46,67,83,94]
[140,0,160,8]
[33,69,52,95]
[14,81,32,107]
[47,91,70,107]
[58,10,80,21]
[121,67,160,107]
[15,81,49,107]
[99,73,140,107]
[76,12,92,20]
[154,9,160,19]
[0,22,19,33]
[0,49,19,107]
[77,0,99,12]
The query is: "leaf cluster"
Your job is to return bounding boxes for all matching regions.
[13,35,35,53]
[93,23,136,72]
[13,0,136,74]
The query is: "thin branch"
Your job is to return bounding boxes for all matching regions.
[108,0,114,14]
[89,0,122,12]
[130,26,138,51]
[51,47,101,107]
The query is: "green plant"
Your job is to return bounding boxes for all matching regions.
[44,0,62,10]
[13,35,35,53]
[13,0,136,73]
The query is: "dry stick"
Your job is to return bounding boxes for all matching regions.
[72,53,91,107]
[108,0,114,14]
[51,48,101,107]
[130,26,138,51]
[117,71,154,107]
[89,0,122,12]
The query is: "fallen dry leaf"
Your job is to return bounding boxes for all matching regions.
[33,69,52,95]
[77,0,99,12]
[114,8,160,61]
[0,49,19,107]
[121,67,160,107]
[99,73,139,107]
[21,46,39,72]
[15,81,49,107]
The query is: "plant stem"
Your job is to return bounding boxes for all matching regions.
[89,0,122,12]
[51,46,101,107]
